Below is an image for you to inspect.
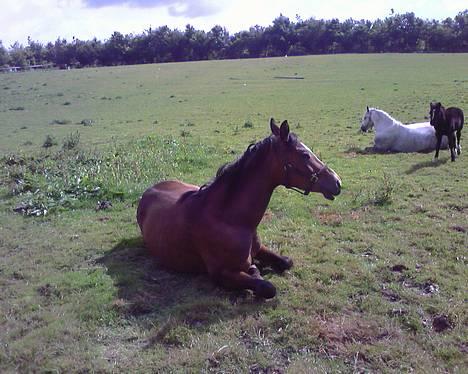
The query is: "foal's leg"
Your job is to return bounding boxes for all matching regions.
[251,233,293,273]
[434,133,442,160]
[214,269,276,299]
[449,133,456,161]
[456,129,462,155]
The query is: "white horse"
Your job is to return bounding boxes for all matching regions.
[360,107,448,152]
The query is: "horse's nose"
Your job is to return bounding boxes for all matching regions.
[336,179,342,194]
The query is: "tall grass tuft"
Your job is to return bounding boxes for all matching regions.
[62,131,80,150]
[371,172,396,206]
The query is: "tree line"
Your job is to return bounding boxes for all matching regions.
[1,10,467,69]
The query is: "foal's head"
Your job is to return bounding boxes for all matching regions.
[360,106,374,132]
[270,119,341,200]
[429,102,445,127]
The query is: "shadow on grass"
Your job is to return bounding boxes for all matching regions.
[97,237,277,325]
[344,146,389,155]
[405,157,448,174]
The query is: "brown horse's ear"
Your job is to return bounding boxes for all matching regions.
[270,118,280,136]
[280,120,290,142]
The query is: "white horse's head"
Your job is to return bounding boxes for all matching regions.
[360,106,375,132]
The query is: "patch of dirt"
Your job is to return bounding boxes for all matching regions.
[422,281,439,295]
[261,210,274,223]
[249,365,284,374]
[316,211,343,226]
[313,313,395,356]
[445,203,467,212]
[390,264,408,272]
[381,288,401,302]
[37,283,61,298]
[450,225,466,233]
[349,210,361,220]
[432,315,453,332]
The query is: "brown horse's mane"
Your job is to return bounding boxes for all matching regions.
[186,132,298,199]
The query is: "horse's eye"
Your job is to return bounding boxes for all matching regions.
[302,153,311,160]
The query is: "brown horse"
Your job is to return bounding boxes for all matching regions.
[137,119,342,298]
[430,102,464,161]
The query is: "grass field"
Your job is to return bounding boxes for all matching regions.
[0,54,467,372]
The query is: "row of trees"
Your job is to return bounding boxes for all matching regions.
[1,11,467,68]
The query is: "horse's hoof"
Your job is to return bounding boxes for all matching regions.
[255,281,276,299]
[272,256,293,273]
[281,256,294,270]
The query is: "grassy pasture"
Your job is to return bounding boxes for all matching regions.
[0,54,467,372]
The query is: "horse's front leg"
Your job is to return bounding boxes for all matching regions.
[214,268,277,299]
[434,133,442,160]
[251,233,293,273]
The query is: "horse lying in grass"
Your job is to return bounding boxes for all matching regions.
[429,102,464,162]
[137,119,342,299]
[360,107,447,152]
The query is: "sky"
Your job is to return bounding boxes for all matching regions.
[1,0,466,47]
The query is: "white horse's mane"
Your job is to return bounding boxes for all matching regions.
[369,108,404,126]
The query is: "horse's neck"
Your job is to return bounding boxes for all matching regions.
[210,160,278,228]
[373,110,398,130]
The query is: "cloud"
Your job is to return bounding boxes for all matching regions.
[84,0,169,7]
[83,0,221,17]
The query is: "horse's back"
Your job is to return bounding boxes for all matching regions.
[137,180,205,272]
[395,123,447,152]
[137,180,198,228]
[405,122,430,129]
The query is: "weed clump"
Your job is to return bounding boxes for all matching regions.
[244,120,254,128]
[80,119,94,126]
[50,119,72,125]
[372,173,396,206]
[42,135,58,148]
[62,131,80,150]
[2,136,215,216]
[352,173,397,207]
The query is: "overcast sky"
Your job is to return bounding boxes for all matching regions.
[1,0,466,47]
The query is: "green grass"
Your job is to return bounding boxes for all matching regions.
[0,54,467,372]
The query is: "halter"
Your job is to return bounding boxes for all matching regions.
[283,162,328,195]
